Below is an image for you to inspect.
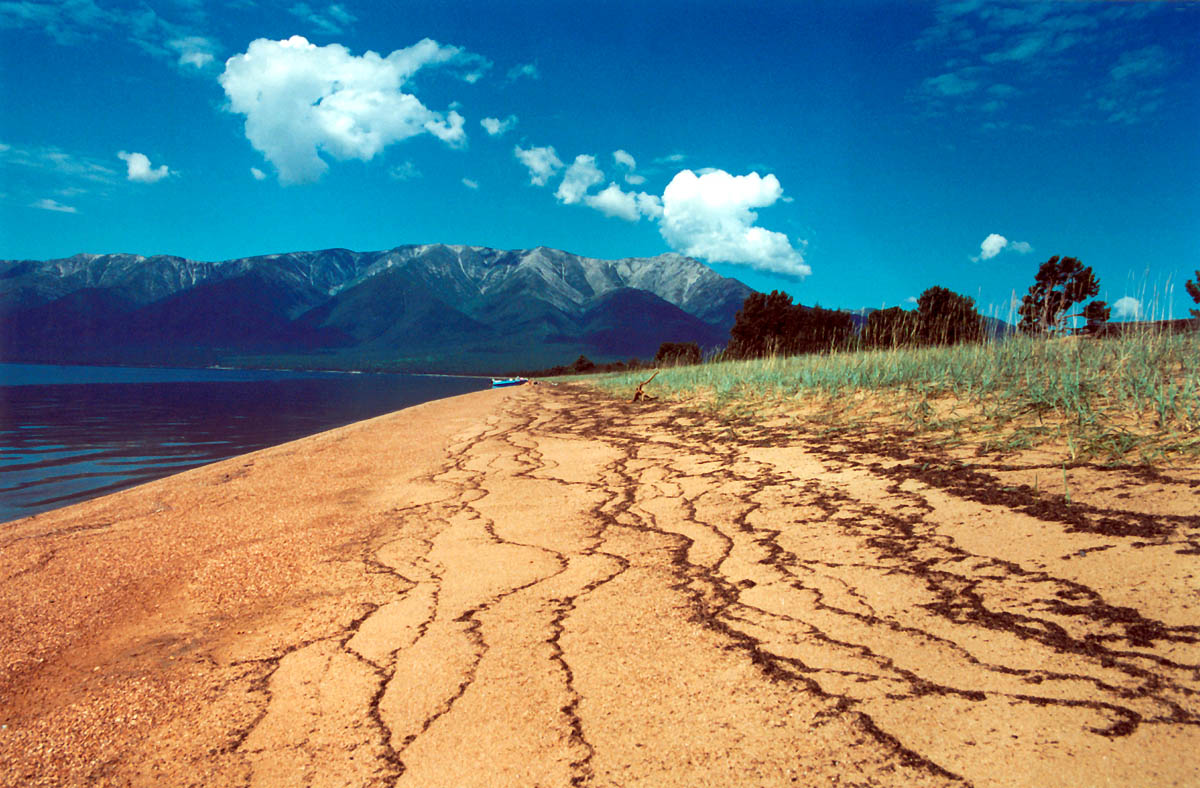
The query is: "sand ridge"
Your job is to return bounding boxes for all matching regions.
[0,385,1196,786]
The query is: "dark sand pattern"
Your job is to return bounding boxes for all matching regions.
[1,386,1196,786]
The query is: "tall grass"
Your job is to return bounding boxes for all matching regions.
[578,330,1200,463]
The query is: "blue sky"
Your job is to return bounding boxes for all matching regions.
[1,0,1197,321]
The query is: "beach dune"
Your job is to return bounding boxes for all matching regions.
[1,386,1196,787]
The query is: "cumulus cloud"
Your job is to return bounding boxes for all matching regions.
[973,233,1031,261]
[1112,296,1141,320]
[220,36,473,184]
[31,197,77,213]
[659,169,809,276]
[481,115,517,136]
[555,155,604,204]
[461,177,479,190]
[251,167,267,180]
[978,233,1009,260]
[514,145,563,186]
[117,151,170,182]
[584,183,662,222]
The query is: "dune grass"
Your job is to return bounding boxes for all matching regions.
[576,331,1200,464]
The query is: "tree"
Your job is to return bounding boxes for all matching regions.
[1018,256,1100,335]
[1186,270,1200,319]
[655,341,702,366]
[569,354,595,374]
[727,291,854,358]
[1080,300,1111,335]
[728,290,798,358]
[916,286,983,345]
[862,306,918,349]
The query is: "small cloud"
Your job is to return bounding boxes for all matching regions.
[388,161,421,181]
[972,233,1031,261]
[654,152,686,164]
[555,155,603,204]
[167,36,216,68]
[584,183,662,223]
[612,149,647,185]
[904,296,919,305]
[514,144,563,186]
[461,177,479,190]
[251,167,267,180]
[118,150,171,183]
[480,115,517,136]
[1112,296,1141,320]
[506,62,539,81]
[613,149,636,170]
[978,233,1009,260]
[31,197,77,213]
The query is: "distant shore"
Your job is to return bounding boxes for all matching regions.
[2,385,1196,786]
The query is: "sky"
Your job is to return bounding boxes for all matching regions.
[1,0,1197,321]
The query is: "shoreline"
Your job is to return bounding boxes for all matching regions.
[2,385,1196,786]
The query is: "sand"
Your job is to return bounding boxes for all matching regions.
[1,385,1196,787]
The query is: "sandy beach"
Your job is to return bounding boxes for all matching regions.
[1,384,1197,787]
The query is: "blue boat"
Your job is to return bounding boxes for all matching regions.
[491,377,529,388]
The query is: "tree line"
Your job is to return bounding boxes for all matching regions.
[527,257,1200,374]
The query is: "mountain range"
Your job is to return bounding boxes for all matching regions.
[0,245,755,373]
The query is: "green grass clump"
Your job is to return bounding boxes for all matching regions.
[574,331,1200,463]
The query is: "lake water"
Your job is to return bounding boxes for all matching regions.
[0,364,490,523]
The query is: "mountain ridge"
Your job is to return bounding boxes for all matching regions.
[0,244,756,373]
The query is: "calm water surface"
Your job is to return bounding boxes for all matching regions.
[0,364,489,522]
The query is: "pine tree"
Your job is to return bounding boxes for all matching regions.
[1018,256,1100,335]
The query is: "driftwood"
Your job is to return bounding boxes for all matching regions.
[630,369,660,403]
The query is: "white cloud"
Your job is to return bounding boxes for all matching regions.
[612,149,647,185]
[514,145,563,186]
[481,115,517,136]
[655,153,686,164]
[973,233,1031,261]
[659,169,809,276]
[220,36,472,184]
[30,197,77,213]
[507,62,538,81]
[167,35,215,68]
[904,295,919,305]
[584,183,662,222]
[251,167,267,180]
[978,233,1009,260]
[1113,296,1141,320]
[555,155,603,204]
[117,150,170,183]
[461,177,479,190]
